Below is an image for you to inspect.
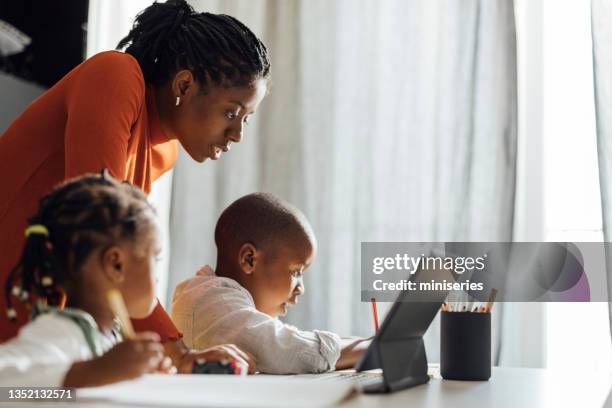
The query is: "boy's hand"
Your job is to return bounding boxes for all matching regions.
[63,332,164,387]
[165,339,256,374]
[179,344,256,375]
[335,337,372,370]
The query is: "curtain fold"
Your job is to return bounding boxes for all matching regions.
[86,0,175,306]
[168,0,518,363]
[591,0,612,340]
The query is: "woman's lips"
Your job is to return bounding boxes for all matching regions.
[210,142,232,160]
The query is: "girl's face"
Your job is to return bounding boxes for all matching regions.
[116,223,160,319]
[172,78,267,163]
[249,240,314,318]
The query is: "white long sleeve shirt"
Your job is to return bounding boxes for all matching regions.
[171,265,341,374]
[0,307,117,387]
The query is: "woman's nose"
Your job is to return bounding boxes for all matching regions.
[226,123,243,143]
[294,281,305,296]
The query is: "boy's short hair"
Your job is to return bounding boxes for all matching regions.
[214,193,316,257]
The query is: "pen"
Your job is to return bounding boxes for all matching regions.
[107,289,135,339]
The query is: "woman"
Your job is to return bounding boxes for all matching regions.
[0,0,269,373]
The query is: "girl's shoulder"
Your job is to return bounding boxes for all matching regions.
[21,312,81,338]
[16,313,90,357]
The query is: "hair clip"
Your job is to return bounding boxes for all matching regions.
[6,308,17,320]
[24,224,49,238]
[19,290,29,302]
[11,286,21,297]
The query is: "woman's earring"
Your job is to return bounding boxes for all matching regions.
[175,96,181,107]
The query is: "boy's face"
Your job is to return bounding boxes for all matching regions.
[249,239,314,318]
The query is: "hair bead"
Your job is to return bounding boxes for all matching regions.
[41,276,53,287]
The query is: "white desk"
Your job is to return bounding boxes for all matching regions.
[2,367,610,408]
[342,366,612,408]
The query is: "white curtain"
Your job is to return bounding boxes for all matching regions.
[167,0,518,364]
[87,0,174,306]
[591,0,612,341]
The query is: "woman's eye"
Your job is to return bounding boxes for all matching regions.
[225,111,238,120]
[243,115,251,125]
[292,270,303,278]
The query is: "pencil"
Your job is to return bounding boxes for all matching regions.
[107,289,135,339]
[370,298,379,332]
[485,288,498,313]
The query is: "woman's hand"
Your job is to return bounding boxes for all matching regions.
[156,355,177,374]
[63,332,165,387]
[165,339,256,374]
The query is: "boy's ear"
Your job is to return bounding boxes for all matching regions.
[101,246,126,284]
[238,243,258,275]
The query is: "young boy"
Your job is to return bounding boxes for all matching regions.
[172,193,368,374]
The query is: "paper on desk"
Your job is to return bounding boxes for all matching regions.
[77,374,356,408]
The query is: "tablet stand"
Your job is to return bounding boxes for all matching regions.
[357,336,430,393]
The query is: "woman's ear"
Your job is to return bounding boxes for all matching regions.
[101,246,126,284]
[172,69,196,99]
[238,243,258,275]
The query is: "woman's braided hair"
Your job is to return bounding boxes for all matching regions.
[117,0,271,89]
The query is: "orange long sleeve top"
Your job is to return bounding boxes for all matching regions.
[0,51,181,342]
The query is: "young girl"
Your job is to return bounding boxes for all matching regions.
[0,171,174,387]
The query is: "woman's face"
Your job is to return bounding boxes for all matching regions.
[172,78,267,163]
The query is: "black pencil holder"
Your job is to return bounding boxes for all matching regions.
[440,311,491,381]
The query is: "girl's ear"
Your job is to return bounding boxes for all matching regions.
[238,243,258,275]
[101,246,126,284]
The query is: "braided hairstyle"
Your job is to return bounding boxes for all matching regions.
[5,170,156,320]
[116,0,270,89]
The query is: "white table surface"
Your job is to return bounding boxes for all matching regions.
[340,366,612,408]
[0,366,609,408]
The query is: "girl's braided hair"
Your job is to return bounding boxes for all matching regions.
[5,170,155,320]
